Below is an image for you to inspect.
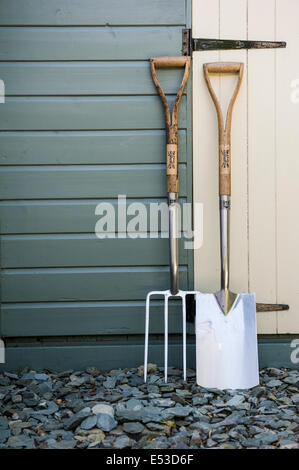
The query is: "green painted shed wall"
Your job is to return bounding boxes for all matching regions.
[0,0,194,369]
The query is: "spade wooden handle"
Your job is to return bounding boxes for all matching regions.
[150,56,191,193]
[203,62,244,196]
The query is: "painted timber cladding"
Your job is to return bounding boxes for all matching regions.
[0,0,193,360]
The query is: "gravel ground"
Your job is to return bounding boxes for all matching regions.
[0,365,298,449]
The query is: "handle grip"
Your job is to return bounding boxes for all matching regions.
[205,62,243,74]
[150,56,189,68]
[150,55,191,193]
[203,62,244,196]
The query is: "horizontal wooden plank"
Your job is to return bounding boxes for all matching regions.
[0,96,187,130]
[0,0,186,26]
[0,27,182,60]
[0,62,188,96]
[1,267,189,302]
[0,131,187,165]
[0,198,187,234]
[0,344,192,372]
[0,165,187,199]
[1,300,188,336]
[2,235,189,267]
[0,339,297,372]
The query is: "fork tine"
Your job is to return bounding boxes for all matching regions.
[144,292,151,383]
[164,294,169,383]
[182,293,187,382]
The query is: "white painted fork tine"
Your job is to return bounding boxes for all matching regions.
[182,294,187,382]
[164,294,169,383]
[144,293,151,383]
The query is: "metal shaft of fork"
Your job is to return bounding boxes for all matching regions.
[220,195,231,291]
[168,192,179,295]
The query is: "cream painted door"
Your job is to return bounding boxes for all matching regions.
[193,0,299,333]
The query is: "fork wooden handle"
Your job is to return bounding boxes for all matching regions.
[150,56,191,193]
[203,62,244,196]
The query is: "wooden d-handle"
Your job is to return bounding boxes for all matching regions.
[151,56,189,68]
[150,56,191,193]
[205,62,243,74]
[203,62,244,196]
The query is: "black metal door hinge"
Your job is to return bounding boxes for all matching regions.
[182,29,286,56]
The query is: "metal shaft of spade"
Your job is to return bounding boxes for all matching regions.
[220,195,231,300]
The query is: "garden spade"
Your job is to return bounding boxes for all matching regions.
[195,62,259,390]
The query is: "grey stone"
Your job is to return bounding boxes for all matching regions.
[80,415,97,430]
[86,366,100,377]
[38,382,52,396]
[0,417,9,429]
[190,430,202,446]
[129,376,144,386]
[206,438,217,448]
[189,421,212,434]
[145,436,169,449]
[148,375,160,384]
[160,385,175,393]
[22,373,36,380]
[12,394,22,404]
[34,373,49,381]
[192,396,208,406]
[161,405,192,419]
[126,398,143,411]
[114,435,132,449]
[103,377,117,389]
[34,401,59,416]
[118,385,134,397]
[7,435,32,448]
[151,398,175,408]
[252,431,279,446]
[226,395,245,407]
[48,439,77,449]
[0,365,297,450]
[69,377,86,387]
[213,413,245,428]
[4,372,19,380]
[106,394,123,403]
[116,408,141,422]
[212,433,229,443]
[283,376,299,385]
[175,389,192,399]
[92,404,114,416]
[267,379,283,387]
[268,368,284,377]
[96,413,118,432]
[168,434,189,449]
[288,422,299,432]
[0,429,10,443]
[64,409,91,431]
[123,422,144,434]
[100,436,115,448]
[140,406,162,423]
[145,363,158,374]
[145,423,171,435]
[220,443,237,449]
[279,440,299,449]
[251,386,266,398]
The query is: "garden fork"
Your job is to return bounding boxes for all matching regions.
[144,56,196,383]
